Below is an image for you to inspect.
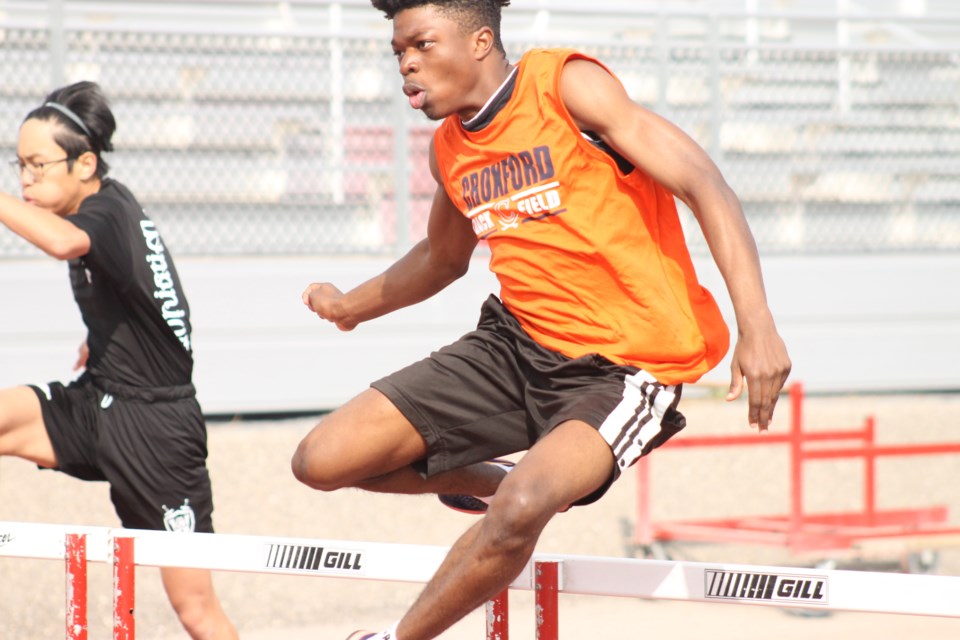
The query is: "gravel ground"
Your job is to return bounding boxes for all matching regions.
[1,391,958,639]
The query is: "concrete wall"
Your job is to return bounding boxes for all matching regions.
[2,253,958,415]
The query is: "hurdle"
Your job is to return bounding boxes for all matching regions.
[2,520,958,639]
[633,381,960,561]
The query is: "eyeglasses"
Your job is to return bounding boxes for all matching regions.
[8,156,73,181]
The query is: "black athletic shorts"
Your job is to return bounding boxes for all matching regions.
[372,295,686,505]
[30,373,214,533]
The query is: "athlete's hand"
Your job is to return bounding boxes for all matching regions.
[73,340,89,371]
[302,282,357,331]
[726,325,791,432]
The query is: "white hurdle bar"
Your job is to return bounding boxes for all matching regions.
[2,520,959,639]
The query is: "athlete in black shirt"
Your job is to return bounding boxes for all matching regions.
[0,81,238,640]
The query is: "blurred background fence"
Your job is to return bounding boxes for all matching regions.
[1,1,959,410]
[2,0,959,258]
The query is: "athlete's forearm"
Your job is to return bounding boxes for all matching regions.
[686,179,776,331]
[0,192,89,259]
[338,238,469,325]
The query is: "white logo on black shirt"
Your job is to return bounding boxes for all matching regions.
[140,220,191,352]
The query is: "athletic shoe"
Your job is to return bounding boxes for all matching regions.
[438,459,515,515]
[438,493,491,515]
[345,632,377,640]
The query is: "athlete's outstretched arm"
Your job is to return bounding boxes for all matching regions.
[559,58,791,431]
[0,193,90,259]
[303,141,479,331]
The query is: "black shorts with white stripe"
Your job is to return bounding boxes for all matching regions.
[372,295,685,506]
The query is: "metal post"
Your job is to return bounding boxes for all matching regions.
[485,589,509,640]
[635,457,653,546]
[535,561,559,640]
[48,0,66,87]
[329,2,345,205]
[113,536,135,640]
[65,533,88,640]
[707,12,724,165]
[864,415,877,524]
[391,84,412,255]
[836,0,852,114]
[789,382,804,548]
[655,5,669,115]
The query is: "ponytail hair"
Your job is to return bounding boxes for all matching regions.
[26,81,117,179]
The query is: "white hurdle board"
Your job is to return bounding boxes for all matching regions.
[1,521,958,618]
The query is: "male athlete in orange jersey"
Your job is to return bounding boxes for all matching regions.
[293,2,791,639]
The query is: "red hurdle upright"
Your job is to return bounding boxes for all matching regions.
[486,561,560,640]
[113,536,136,640]
[485,589,509,640]
[65,533,87,640]
[534,561,559,639]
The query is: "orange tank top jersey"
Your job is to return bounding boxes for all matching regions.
[433,48,729,385]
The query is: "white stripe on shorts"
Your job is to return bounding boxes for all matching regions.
[598,369,678,473]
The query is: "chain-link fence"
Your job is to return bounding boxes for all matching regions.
[1,1,959,258]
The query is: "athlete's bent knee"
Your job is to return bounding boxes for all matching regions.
[484,484,556,552]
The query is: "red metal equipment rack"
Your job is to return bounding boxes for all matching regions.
[632,382,960,565]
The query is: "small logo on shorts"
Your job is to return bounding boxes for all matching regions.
[163,499,196,533]
[100,393,114,409]
[0,532,14,548]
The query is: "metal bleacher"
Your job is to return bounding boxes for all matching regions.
[0,1,958,257]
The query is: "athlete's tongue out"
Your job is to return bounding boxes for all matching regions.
[404,82,426,110]
[408,89,426,110]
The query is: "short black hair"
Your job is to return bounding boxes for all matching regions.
[371,1,511,53]
[25,81,116,179]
